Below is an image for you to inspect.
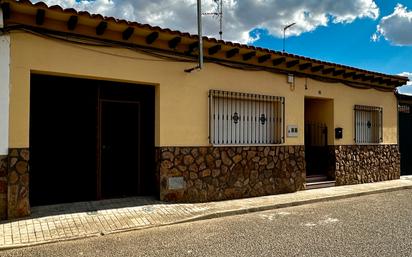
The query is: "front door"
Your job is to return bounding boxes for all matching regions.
[100,101,141,199]
[305,123,329,177]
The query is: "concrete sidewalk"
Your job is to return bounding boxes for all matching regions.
[1,177,412,250]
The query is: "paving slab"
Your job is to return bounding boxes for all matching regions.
[1,177,412,250]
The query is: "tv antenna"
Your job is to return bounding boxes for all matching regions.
[202,0,223,40]
[283,22,296,53]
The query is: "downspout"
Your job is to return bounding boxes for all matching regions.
[395,91,401,176]
[197,0,203,70]
[395,90,400,146]
[184,0,203,72]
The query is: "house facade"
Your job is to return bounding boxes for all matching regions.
[0,0,408,220]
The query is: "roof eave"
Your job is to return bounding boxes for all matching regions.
[1,0,408,89]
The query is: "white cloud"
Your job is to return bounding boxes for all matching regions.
[397,72,412,95]
[399,72,412,85]
[35,0,380,43]
[373,4,412,45]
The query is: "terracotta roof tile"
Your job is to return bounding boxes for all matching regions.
[2,0,409,84]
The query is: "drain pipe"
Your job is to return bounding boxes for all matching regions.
[185,0,203,72]
[197,0,203,70]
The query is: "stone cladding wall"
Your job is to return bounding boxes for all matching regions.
[0,155,7,219]
[0,144,399,219]
[7,149,30,219]
[326,146,336,180]
[158,146,306,202]
[334,145,400,185]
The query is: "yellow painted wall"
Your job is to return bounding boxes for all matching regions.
[303,79,397,145]
[8,32,398,147]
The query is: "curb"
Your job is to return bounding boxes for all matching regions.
[1,183,411,251]
[171,184,412,224]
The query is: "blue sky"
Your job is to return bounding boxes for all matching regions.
[39,0,412,93]
[252,9,411,75]
[249,0,412,93]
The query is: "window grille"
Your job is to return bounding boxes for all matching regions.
[209,90,284,145]
[305,123,328,147]
[399,104,410,114]
[354,105,382,144]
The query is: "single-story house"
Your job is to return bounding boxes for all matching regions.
[0,0,409,220]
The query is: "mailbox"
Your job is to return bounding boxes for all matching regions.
[335,127,343,139]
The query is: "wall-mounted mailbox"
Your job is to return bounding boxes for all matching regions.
[335,127,343,139]
[287,125,298,137]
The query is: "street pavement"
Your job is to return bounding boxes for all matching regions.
[1,178,411,250]
[1,188,411,257]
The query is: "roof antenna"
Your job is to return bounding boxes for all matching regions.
[202,0,223,40]
[283,22,295,53]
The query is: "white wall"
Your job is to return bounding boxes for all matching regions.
[0,33,10,155]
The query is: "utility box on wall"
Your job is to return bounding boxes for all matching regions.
[287,125,298,137]
[335,127,343,139]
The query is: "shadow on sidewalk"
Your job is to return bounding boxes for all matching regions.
[3,196,170,222]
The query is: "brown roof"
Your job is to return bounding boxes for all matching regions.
[0,0,409,88]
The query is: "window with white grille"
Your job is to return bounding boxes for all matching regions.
[209,90,284,145]
[354,105,383,144]
[399,104,410,113]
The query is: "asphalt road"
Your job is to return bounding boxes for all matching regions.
[2,189,412,257]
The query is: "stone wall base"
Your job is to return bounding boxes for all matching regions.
[334,144,400,185]
[0,149,30,220]
[0,144,400,219]
[7,148,30,219]
[157,146,306,202]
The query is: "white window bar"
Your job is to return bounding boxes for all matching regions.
[354,105,383,144]
[399,104,410,114]
[209,90,284,145]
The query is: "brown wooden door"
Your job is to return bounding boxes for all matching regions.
[99,100,141,199]
[305,123,328,176]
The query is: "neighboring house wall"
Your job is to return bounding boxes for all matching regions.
[0,34,10,219]
[0,34,10,154]
[398,96,412,176]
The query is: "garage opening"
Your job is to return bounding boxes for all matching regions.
[29,74,155,206]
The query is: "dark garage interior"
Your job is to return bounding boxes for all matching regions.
[29,74,155,206]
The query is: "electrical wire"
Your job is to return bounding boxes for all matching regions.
[2,25,395,92]
[5,25,196,63]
